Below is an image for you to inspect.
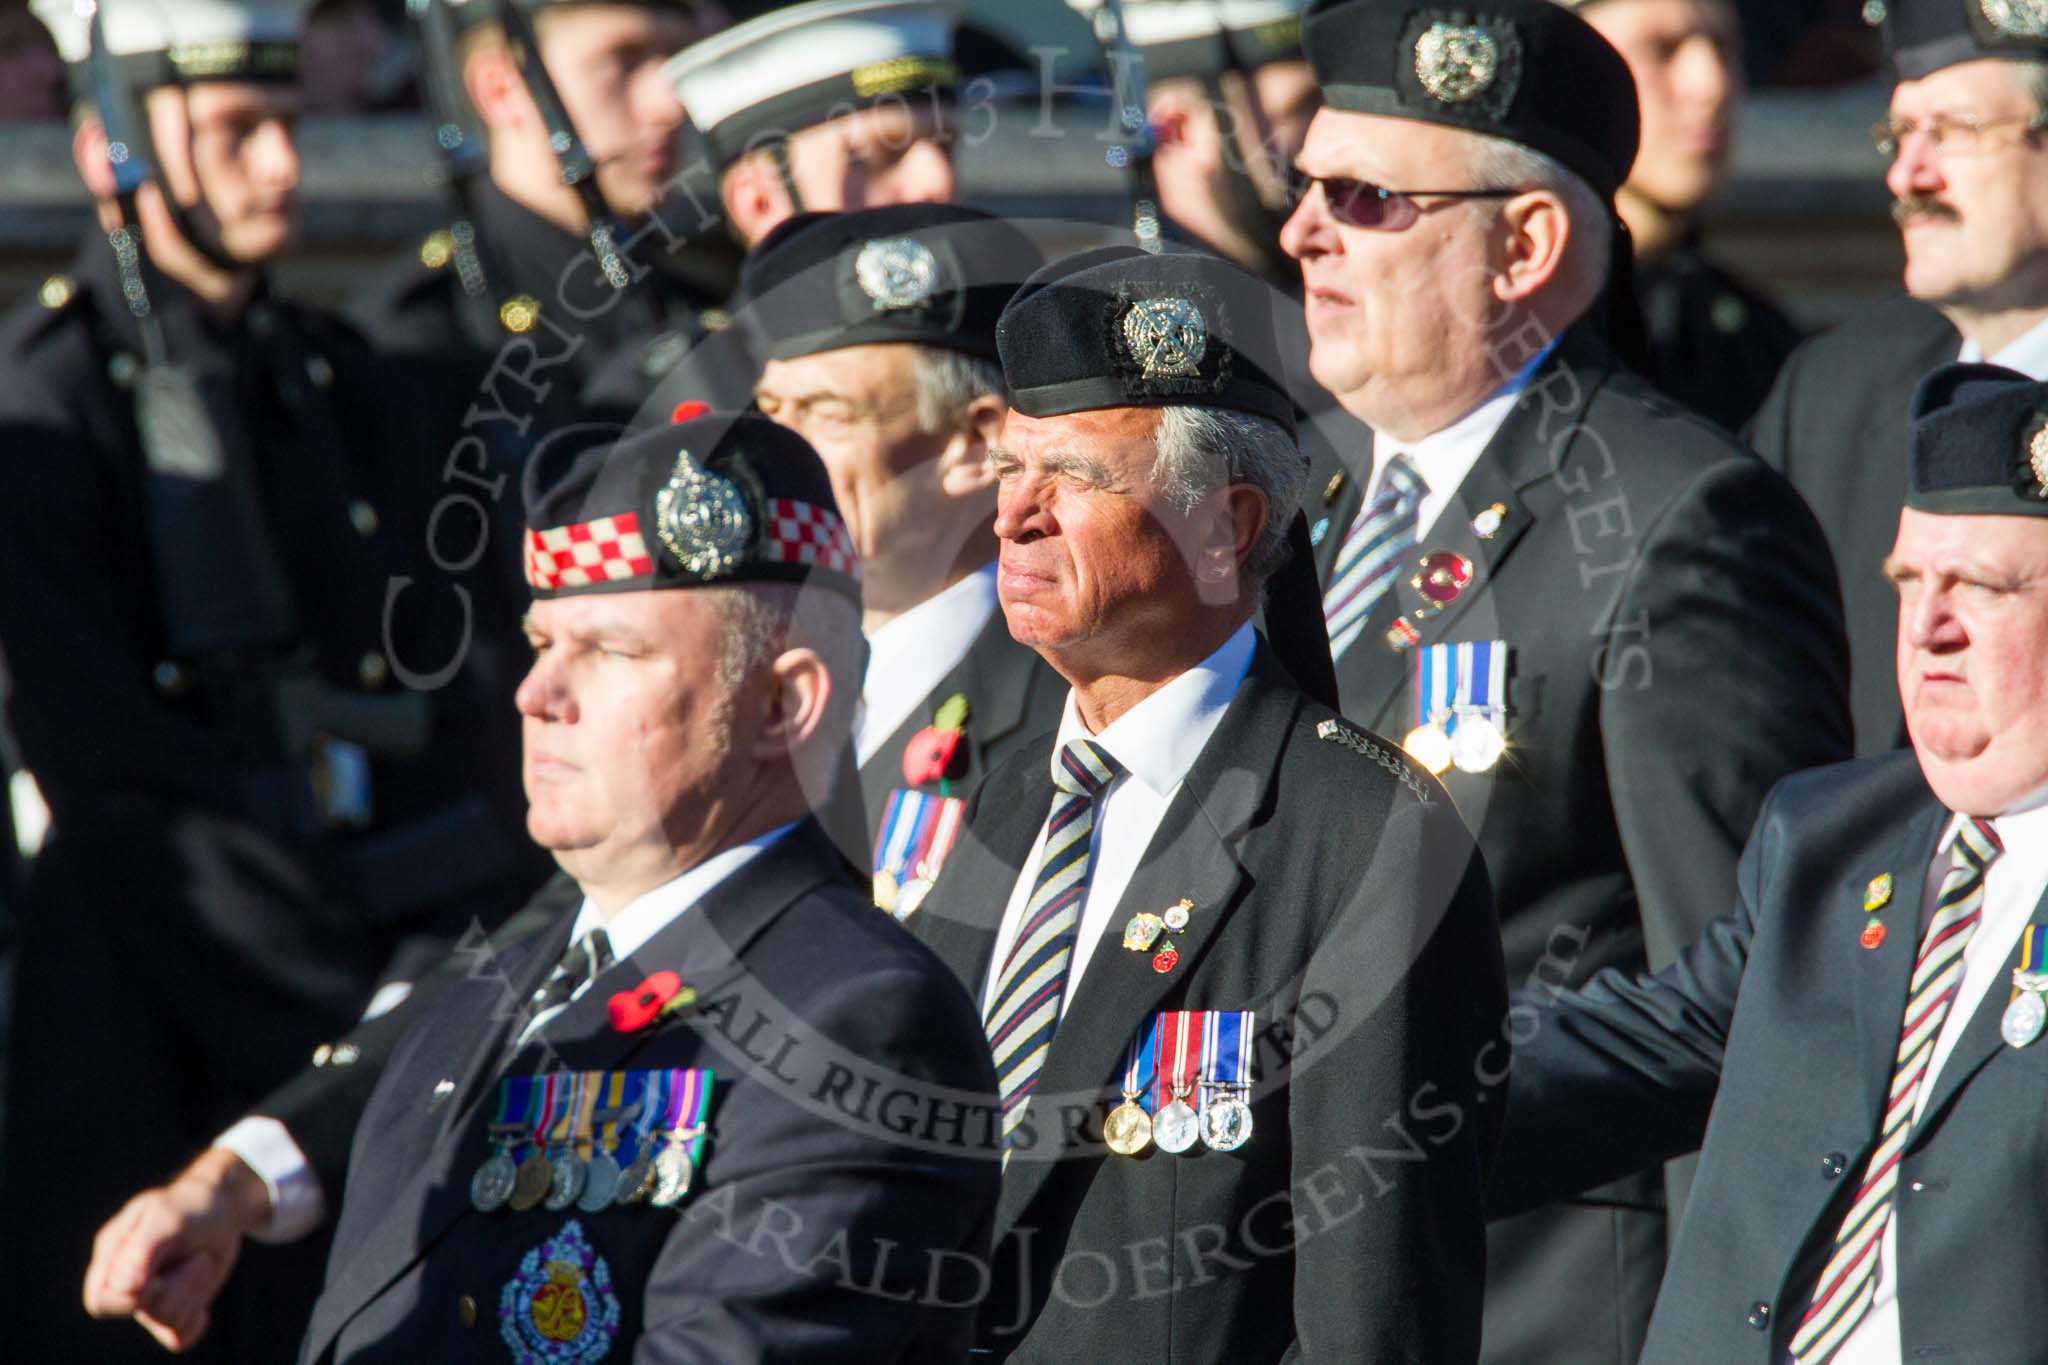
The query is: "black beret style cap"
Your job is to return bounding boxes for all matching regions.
[1879,0,2048,81]
[1301,0,1640,200]
[522,408,862,599]
[736,204,1044,364]
[1908,362,2048,516]
[995,246,1300,438]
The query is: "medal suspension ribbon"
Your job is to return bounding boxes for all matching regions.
[530,1072,564,1162]
[595,1069,630,1157]
[876,791,925,883]
[668,1070,715,1158]
[571,1070,602,1159]
[1199,1010,1254,1108]
[1120,1017,1161,1112]
[2013,925,2048,1003]
[1152,1011,1205,1111]
[626,1068,670,1168]
[547,1072,582,1158]
[492,1072,537,1152]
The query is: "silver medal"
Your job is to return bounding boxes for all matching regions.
[1152,1098,1200,1154]
[543,1153,586,1211]
[650,1143,695,1208]
[469,1149,518,1213]
[1200,1094,1254,1153]
[577,1151,621,1212]
[2003,991,2046,1049]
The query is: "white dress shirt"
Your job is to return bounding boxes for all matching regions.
[219,822,797,1242]
[1827,797,2048,1364]
[978,623,1254,1017]
[1364,337,1559,538]
[1956,314,2048,377]
[856,563,999,765]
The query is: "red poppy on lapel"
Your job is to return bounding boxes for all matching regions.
[608,971,697,1033]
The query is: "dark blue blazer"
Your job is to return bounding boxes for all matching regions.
[301,819,1001,1363]
[1492,750,2048,1361]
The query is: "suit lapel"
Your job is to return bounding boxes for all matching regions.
[912,745,1055,998]
[1336,329,1609,730]
[993,653,1293,1236]
[1850,797,1949,1120]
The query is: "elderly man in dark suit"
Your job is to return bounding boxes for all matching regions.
[909,244,1507,1362]
[1493,363,2048,1362]
[1282,1,1852,1356]
[286,410,999,1362]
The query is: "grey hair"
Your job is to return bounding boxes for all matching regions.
[1465,134,1613,288]
[909,347,1008,434]
[711,582,865,746]
[1152,406,1308,583]
[2010,59,2048,121]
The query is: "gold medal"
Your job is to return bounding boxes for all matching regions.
[508,1152,551,1211]
[872,871,898,912]
[1403,722,1452,775]
[614,1155,656,1206]
[1103,1099,1153,1156]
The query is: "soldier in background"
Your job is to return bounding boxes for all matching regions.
[1565,0,1804,432]
[0,1,540,1359]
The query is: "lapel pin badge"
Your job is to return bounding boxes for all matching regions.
[1864,873,1893,912]
[1471,502,1507,539]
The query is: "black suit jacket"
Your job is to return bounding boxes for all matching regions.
[1747,297,1961,757]
[911,644,1506,1364]
[302,820,1000,1364]
[1490,751,2048,1361]
[855,610,1066,830]
[1307,322,1853,1361]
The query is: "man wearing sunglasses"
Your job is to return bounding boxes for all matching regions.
[1285,2,1851,1361]
[1750,0,2048,760]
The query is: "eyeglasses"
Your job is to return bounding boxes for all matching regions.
[1287,169,1524,231]
[1871,111,2048,159]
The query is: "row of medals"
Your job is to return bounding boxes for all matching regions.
[1103,1081,1254,1158]
[470,1116,705,1215]
[2001,970,2048,1049]
[1403,711,1505,777]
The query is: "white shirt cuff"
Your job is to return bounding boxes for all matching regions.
[213,1117,327,1244]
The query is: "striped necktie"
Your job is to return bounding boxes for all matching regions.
[983,739,1122,1151]
[1790,815,2003,1363]
[508,927,615,1055]
[1323,454,1423,657]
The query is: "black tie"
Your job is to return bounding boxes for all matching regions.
[508,927,615,1054]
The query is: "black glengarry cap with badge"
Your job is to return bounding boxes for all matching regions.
[1907,363,2048,516]
[522,407,862,599]
[736,203,1044,364]
[1873,0,2048,81]
[995,246,1338,708]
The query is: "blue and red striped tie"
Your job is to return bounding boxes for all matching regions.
[1790,815,2003,1362]
[1323,454,1423,658]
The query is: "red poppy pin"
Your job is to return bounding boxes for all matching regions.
[607,970,698,1034]
[902,693,971,790]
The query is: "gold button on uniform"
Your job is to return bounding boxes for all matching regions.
[499,295,540,334]
[420,230,454,270]
[349,499,379,537]
[456,1294,477,1329]
[38,274,74,309]
[358,652,389,689]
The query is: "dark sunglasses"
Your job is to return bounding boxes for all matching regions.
[1287,169,1524,230]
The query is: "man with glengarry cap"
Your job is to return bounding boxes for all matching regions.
[1751,0,2048,757]
[1490,362,2048,1362]
[741,204,1065,907]
[1284,1,1852,1358]
[0,1,542,1360]
[300,407,1001,1362]
[908,244,1506,1362]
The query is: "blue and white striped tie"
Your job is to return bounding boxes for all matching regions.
[1323,454,1423,659]
[983,739,1122,1153]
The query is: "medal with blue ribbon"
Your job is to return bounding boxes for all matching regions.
[578,1069,637,1213]
[871,788,965,918]
[471,1073,537,1213]
[1199,1010,1256,1152]
[2003,924,2048,1049]
[1104,1021,1160,1156]
[615,1068,671,1206]
[1403,639,1509,776]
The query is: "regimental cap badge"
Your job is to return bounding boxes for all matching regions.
[2027,413,2048,497]
[1415,21,1503,104]
[655,448,755,579]
[1122,295,1209,380]
[1981,0,2048,38]
[854,236,941,311]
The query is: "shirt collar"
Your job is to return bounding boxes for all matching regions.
[1959,315,2048,379]
[1048,622,1256,798]
[568,820,800,962]
[863,563,999,695]
[1370,336,1560,511]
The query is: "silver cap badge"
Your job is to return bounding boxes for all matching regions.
[1415,22,1501,104]
[1122,296,1208,380]
[655,450,752,578]
[1982,0,2048,38]
[854,237,940,310]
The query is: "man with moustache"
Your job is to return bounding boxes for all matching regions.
[742,204,1065,904]
[1283,0,1851,1358]
[1565,0,1803,432]
[0,0,534,1359]
[1490,364,2048,1363]
[1751,0,2048,756]
[910,244,1507,1361]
